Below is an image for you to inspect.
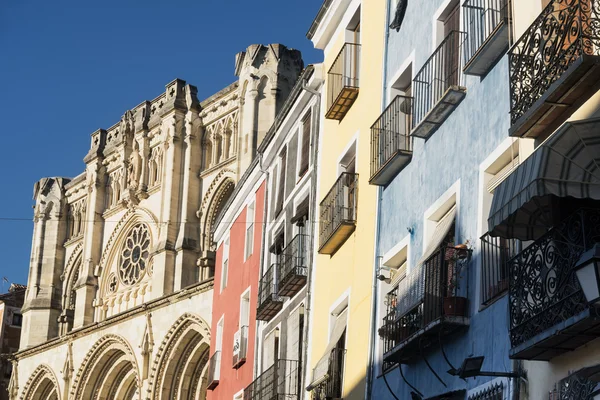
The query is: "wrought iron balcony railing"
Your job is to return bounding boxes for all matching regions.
[369,95,413,186]
[207,350,221,390]
[318,173,358,255]
[412,30,467,139]
[509,0,600,138]
[278,234,309,297]
[326,43,361,120]
[233,325,249,369]
[548,366,600,400]
[257,264,284,321]
[509,208,600,360]
[382,246,470,364]
[480,232,519,305]
[243,359,300,400]
[312,348,346,400]
[462,0,510,76]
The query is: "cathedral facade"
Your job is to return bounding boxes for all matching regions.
[9,44,303,400]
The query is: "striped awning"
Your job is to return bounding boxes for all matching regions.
[307,308,347,391]
[396,206,456,317]
[488,118,600,240]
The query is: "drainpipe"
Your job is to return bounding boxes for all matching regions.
[301,72,321,400]
[366,0,393,398]
[255,151,270,379]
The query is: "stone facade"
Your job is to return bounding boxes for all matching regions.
[10,43,303,400]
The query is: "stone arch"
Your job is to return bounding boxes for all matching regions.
[59,245,83,334]
[148,313,211,400]
[71,334,140,400]
[97,207,158,288]
[201,177,235,253]
[20,364,60,400]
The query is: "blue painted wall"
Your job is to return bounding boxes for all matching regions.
[371,0,515,397]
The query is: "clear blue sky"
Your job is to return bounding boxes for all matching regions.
[0,0,323,289]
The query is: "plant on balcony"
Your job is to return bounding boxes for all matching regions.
[443,241,472,317]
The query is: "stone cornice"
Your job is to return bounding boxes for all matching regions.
[13,279,214,360]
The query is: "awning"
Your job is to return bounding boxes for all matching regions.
[307,308,348,391]
[396,206,456,317]
[488,119,600,240]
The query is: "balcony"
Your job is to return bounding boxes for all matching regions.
[509,208,600,361]
[462,0,510,76]
[318,173,358,255]
[412,31,467,140]
[243,359,300,400]
[382,246,470,365]
[326,43,361,121]
[278,234,308,298]
[311,348,346,400]
[369,95,413,186]
[256,264,284,321]
[548,365,600,399]
[509,0,600,138]
[207,351,221,390]
[233,325,249,369]
[480,232,519,305]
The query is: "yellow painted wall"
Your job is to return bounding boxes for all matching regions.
[309,0,385,399]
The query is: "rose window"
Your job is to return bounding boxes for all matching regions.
[119,224,150,286]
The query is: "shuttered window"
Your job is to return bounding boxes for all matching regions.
[275,149,287,215]
[299,111,311,176]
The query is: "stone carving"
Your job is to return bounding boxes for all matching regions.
[19,364,60,400]
[127,142,142,190]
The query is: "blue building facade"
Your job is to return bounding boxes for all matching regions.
[369,0,527,398]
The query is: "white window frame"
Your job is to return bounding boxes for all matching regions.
[423,181,460,251]
[220,237,229,293]
[216,316,224,352]
[245,201,255,260]
[240,287,251,328]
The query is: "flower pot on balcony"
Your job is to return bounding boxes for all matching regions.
[443,296,467,317]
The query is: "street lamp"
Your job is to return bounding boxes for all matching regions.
[575,244,600,305]
[448,356,521,379]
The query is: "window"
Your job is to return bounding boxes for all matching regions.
[245,203,255,260]
[479,140,526,305]
[221,238,229,292]
[263,327,280,370]
[240,290,250,328]
[12,313,22,327]
[275,149,287,215]
[299,111,312,177]
[216,317,224,352]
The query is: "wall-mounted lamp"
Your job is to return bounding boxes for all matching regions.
[447,356,522,379]
[575,243,600,305]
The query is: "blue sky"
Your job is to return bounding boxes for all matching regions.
[0,0,323,289]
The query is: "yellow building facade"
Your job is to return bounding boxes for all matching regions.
[305,0,385,399]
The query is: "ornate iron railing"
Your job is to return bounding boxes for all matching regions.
[312,348,346,400]
[509,0,600,124]
[233,325,249,368]
[370,95,413,179]
[463,0,509,63]
[413,31,466,127]
[279,234,308,291]
[243,359,300,400]
[258,264,281,309]
[549,369,600,400]
[469,382,504,400]
[319,173,359,249]
[381,246,470,357]
[207,351,221,387]
[480,232,519,305]
[327,43,361,109]
[509,208,600,348]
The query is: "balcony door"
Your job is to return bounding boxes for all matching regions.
[443,3,461,88]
